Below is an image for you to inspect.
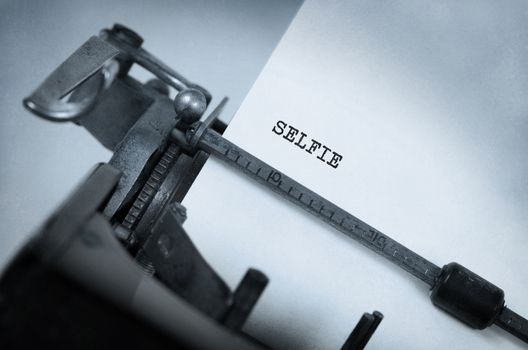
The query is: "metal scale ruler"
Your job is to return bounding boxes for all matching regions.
[172,115,528,344]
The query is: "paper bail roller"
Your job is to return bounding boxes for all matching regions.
[430,262,505,329]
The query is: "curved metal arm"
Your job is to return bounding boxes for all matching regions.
[23,36,119,122]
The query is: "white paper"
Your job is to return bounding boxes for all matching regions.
[183,1,528,349]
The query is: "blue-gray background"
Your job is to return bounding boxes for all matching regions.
[0,0,302,266]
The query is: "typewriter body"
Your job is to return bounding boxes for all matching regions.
[0,24,381,349]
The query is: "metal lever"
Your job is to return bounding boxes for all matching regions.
[24,24,211,123]
[342,311,384,350]
[101,24,212,103]
[23,36,119,122]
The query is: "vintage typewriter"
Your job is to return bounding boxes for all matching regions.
[0,24,526,349]
[0,25,383,349]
